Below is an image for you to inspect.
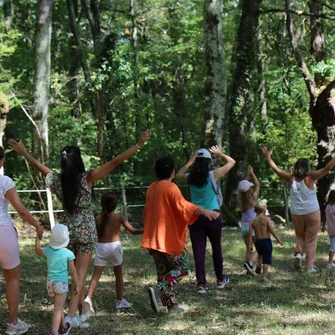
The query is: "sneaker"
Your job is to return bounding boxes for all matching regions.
[255,264,261,275]
[77,314,89,322]
[293,253,302,271]
[217,275,230,289]
[197,285,209,294]
[64,316,88,328]
[116,298,132,309]
[148,286,162,313]
[5,318,29,335]
[244,262,255,276]
[84,296,95,314]
[168,304,185,314]
[307,267,319,273]
[59,322,71,335]
[327,263,335,269]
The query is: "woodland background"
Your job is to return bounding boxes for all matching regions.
[1,0,335,225]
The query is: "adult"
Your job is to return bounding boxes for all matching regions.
[262,146,335,272]
[142,155,220,314]
[9,130,150,327]
[0,146,43,335]
[175,146,235,293]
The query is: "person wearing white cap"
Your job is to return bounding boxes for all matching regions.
[237,165,260,275]
[35,224,78,335]
[176,146,235,294]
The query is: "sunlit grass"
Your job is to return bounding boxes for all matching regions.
[1,226,335,334]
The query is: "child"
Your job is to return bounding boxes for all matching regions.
[84,192,144,311]
[237,165,260,275]
[35,224,78,335]
[248,201,283,281]
[322,190,335,268]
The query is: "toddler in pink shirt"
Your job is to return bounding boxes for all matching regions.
[322,190,335,268]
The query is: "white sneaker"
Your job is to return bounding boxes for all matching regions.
[64,316,89,328]
[307,267,319,273]
[115,298,132,309]
[84,296,95,314]
[327,263,335,269]
[5,318,29,335]
[77,313,89,322]
[168,304,185,314]
[293,253,302,271]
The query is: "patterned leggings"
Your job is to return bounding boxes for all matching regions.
[151,248,189,308]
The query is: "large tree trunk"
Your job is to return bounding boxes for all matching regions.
[33,0,53,164]
[224,0,262,223]
[3,0,13,32]
[202,0,226,147]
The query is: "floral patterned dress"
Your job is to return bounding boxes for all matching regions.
[46,171,97,254]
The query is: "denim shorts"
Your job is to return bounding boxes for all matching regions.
[241,226,255,237]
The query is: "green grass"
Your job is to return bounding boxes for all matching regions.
[1,225,335,335]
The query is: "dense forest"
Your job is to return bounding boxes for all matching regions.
[1,0,335,224]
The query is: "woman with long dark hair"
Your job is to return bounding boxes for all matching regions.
[176,146,235,293]
[9,130,150,327]
[262,146,335,272]
[0,146,43,335]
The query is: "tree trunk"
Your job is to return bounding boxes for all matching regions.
[202,0,226,148]
[0,92,9,175]
[33,0,53,164]
[3,0,13,32]
[224,0,262,223]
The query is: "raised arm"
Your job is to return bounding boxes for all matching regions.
[175,151,196,183]
[209,145,236,180]
[121,216,144,235]
[87,130,150,184]
[6,187,43,239]
[262,146,291,182]
[309,156,335,181]
[35,235,44,256]
[248,165,260,199]
[9,139,51,176]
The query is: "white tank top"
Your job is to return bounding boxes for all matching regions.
[290,178,319,215]
[0,175,15,225]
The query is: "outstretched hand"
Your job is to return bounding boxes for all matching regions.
[248,165,254,174]
[188,150,197,165]
[9,139,28,156]
[209,145,222,157]
[262,146,272,160]
[36,225,44,240]
[137,129,151,148]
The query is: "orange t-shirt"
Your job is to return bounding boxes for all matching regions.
[141,180,199,255]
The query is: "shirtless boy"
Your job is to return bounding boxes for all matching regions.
[248,201,283,281]
[85,192,143,311]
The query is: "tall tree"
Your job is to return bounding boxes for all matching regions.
[225,0,262,222]
[202,0,226,147]
[33,0,53,164]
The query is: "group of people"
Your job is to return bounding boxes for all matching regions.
[1,129,335,333]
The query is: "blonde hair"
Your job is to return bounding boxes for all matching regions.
[255,201,267,214]
[238,188,254,212]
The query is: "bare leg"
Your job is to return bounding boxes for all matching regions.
[67,252,92,316]
[113,264,123,301]
[87,266,105,299]
[243,236,258,264]
[4,266,20,324]
[329,251,334,264]
[262,265,269,280]
[51,293,67,333]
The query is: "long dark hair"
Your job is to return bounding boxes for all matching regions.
[60,146,85,213]
[98,192,117,238]
[292,158,310,180]
[188,158,210,187]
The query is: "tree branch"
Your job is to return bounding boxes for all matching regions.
[285,0,316,100]
[259,8,335,20]
[318,1,335,12]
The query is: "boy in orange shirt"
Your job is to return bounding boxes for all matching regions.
[142,156,220,314]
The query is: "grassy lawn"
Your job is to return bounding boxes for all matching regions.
[1,225,335,335]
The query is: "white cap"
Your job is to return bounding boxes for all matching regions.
[196,148,211,159]
[237,180,254,193]
[49,224,70,249]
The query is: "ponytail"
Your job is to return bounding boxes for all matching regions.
[97,192,117,238]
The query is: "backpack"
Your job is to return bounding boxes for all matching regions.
[209,171,223,207]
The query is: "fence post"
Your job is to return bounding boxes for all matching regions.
[46,188,55,229]
[121,185,128,221]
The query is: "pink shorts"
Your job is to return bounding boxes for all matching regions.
[47,280,69,297]
[0,225,20,269]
